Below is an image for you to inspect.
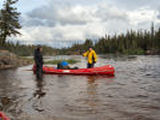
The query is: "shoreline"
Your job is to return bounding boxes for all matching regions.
[0,50,33,70]
[0,50,159,70]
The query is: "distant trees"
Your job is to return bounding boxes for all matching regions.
[63,23,160,55]
[2,42,58,56]
[0,0,21,46]
[95,24,160,54]
[1,23,159,56]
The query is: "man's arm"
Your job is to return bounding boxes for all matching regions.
[83,51,89,57]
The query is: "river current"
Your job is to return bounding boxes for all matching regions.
[0,55,160,120]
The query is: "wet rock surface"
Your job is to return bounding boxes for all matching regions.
[0,50,32,70]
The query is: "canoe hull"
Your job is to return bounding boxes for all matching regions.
[34,65,115,76]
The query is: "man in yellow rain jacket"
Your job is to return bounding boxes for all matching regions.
[83,47,97,68]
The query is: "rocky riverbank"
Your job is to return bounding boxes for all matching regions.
[0,50,33,70]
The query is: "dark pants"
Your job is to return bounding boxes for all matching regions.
[87,63,94,68]
[36,64,43,79]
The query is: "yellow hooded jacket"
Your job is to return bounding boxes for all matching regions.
[83,50,97,64]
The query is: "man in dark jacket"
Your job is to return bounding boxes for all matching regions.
[34,45,43,79]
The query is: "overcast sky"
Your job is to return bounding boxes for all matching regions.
[0,0,160,48]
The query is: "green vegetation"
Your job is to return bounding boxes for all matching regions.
[123,49,145,55]
[0,42,58,56]
[1,24,159,56]
[0,0,58,56]
[18,56,34,63]
[45,59,79,65]
[59,23,160,55]
[0,0,21,45]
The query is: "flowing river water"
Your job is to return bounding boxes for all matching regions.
[0,55,160,120]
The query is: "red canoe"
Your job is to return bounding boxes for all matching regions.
[0,112,10,120]
[34,65,115,75]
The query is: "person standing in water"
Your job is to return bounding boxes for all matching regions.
[34,45,43,79]
[83,47,97,68]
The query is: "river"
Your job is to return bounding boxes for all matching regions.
[0,55,160,120]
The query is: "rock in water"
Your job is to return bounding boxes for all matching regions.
[0,50,32,70]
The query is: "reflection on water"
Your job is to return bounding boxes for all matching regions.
[32,78,46,113]
[34,75,46,99]
[0,55,160,120]
[86,76,100,115]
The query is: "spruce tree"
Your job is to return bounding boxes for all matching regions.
[0,0,21,46]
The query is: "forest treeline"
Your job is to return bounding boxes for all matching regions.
[61,23,160,55]
[0,42,58,56]
[1,24,160,56]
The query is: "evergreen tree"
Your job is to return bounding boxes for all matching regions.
[83,39,93,50]
[0,0,21,46]
[62,22,160,55]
